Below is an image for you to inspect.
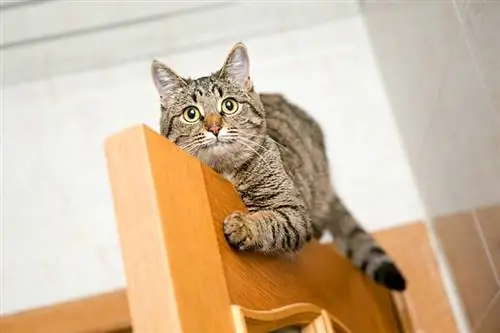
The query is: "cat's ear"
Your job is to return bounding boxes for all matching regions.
[151,60,186,104]
[219,42,251,90]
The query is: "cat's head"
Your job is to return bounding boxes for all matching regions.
[151,42,265,168]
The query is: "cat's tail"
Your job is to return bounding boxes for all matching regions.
[322,197,407,292]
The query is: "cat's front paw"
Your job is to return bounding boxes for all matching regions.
[223,212,257,251]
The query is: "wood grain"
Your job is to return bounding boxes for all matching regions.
[235,303,349,333]
[301,311,335,333]
[231,306,250,333]
[202,165,405,333]
[0,290,129,333]
[105,124,408,333]
[1,124,412,333]
[105,125,235,333]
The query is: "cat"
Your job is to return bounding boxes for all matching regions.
[150,42,406,292]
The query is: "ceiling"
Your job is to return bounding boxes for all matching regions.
[1,0,360,86]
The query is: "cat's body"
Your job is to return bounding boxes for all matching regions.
[151,43,406,291]
[260,93,335,238]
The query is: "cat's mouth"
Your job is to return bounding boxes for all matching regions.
[214,139,229,146]
[196,131,237,156]
[209,139,232,150]
[200,135,228,148]
[207,133,234,147]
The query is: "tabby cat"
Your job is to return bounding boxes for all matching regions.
[151,42,406,292]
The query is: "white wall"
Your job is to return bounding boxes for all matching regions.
[362,2,500,332]
[1,1,361,85]
[1,14,424,314]
[362,1,500,217]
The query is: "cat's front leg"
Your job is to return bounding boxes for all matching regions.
[223,205,312,254]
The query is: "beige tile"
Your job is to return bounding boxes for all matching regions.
[475,205,500,279]
[364,1,500,217]
[375,222,458,333]
[463,2,500,193]
[475,293,500,333]
[464,0,500,113]
[453,0,470,21]
[361,2,461,157]
[435,212,499,327]
[413,6,500,216]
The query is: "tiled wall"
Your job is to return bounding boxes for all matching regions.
[362,1,500,217]
[362,1,500,332]
[435,205,500,333]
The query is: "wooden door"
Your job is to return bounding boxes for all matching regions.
[105,124,412,333]
[0,124,411,333]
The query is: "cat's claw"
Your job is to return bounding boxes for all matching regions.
[223,212,257,251]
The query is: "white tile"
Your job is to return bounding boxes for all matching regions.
[453,0,470,22]
[462,0,500,117]
[361,2,463,163]
[415,30,500,216]
[362,1,500,215]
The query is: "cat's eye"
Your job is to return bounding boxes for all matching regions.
[221,98,239,115]
[182,106,201,123]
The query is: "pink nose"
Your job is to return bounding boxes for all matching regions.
[208,125,220,135]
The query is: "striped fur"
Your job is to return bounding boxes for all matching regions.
[151,42,406,291]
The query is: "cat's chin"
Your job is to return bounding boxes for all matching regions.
[197,141,232,162]
[207,142,232,155]
[195,143,236,172]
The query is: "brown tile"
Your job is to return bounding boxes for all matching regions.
[475,205,500,279]
[475,293,500,333]
[375,222,458,333]
[435,212,499,327]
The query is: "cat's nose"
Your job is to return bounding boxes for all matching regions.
[204,113,223,136]
[207,125,220,136]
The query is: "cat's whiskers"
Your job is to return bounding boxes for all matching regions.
[237,136,275,158]
[234,136,278,175]
[227,128,288,151]
[234,138,267,163]
[179,141,200,152]
[179,139,207,155]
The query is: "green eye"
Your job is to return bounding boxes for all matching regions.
[183,106,201,123]
[221,98,239,115]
